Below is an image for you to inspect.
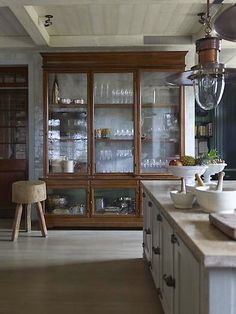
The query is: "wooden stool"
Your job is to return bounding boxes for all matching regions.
[11,180,48,241]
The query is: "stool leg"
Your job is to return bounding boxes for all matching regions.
[36,201,47,237]
[25,204,31,232]
[11,204,23,241]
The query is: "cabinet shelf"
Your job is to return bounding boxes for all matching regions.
[94,103,133,108]
[0,141,26,144]
[142,103,178,108]
[0,125,26,128]
[95,138,134,142]
[49,138,87,142]
[49,104,87,113]
[141,138,178,143]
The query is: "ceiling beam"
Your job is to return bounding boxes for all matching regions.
[49,34,194,47]
[8,4,49,46]
[0,36,36,48]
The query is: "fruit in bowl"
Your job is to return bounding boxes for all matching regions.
[169,155,196,167]
[196,150,226,183]
[169,159,183,166]
[168,155,207,185]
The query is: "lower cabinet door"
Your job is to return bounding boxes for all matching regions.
[174,235,200,314]
[46,187,88,216]
[160,216,174,314]
[151,205,161,289]
[143,192,152,262]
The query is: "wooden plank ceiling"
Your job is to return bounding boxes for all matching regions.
[0,0,235,64]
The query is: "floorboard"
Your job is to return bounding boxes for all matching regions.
[0,222,163,314]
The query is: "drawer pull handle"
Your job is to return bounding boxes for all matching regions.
[163,274,175,288]
[152,246,160,255]
[171,234,180,246]
[144,228,151,235]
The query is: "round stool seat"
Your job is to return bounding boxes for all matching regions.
[12,180,46,204]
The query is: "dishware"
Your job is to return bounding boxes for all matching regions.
[62,160,74,173]
[170,190,196,209]
[195,186,236,213]
[168,165,208,185]
[203,163,227,183]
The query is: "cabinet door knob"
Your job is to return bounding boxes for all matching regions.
[142,192,146,198]
[152,246,160,255]
[163,274,175,288]
[157,214,163,222]
[171,234,180,246]
[148,201,152,207]
[144,228,151,235]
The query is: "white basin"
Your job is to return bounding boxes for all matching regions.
[170,191,196,209]
[195,186,236,214]
[186,182,217,195]
[168,165,207,185]
[203,163,227,183]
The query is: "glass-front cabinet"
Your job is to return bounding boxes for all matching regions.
[140,71,180,174]
[93,188,136,216]
[42,52,186,228]
[94,73,134,174]
[47,188,87,216]
[47,73,88,174]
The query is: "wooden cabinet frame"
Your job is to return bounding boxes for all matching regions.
[41,52,186,228]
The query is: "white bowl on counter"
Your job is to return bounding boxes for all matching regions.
[168,165,208,185]
[170,191,196,209]
[186,182,217,195]
[195,186,236,214]
[202,163,227,183]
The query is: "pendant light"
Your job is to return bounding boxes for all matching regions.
[167,0,228,111]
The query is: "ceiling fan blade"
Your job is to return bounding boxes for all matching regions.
[214,4,236,41]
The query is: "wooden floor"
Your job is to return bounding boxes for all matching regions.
[0,221,163,314]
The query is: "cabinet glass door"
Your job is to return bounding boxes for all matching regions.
[140,72,180,173]
[0,89,27,159]
[94,73,134,173]
[46,188,87,216]
[93,187,136,216]
[48,73,88,174]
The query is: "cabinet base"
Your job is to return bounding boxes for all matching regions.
[45,214,143,229]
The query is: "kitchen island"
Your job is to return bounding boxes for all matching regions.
[142,180,236,314]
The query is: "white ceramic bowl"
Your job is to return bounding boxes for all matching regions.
[195,186,236,214]
[186,182,217,195]
[170,191,196,209]
[202,163,227,183]
[168,165,208,185]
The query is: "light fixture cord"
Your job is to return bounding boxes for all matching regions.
[205,0,212,37]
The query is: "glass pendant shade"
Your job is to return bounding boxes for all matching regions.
[193,73,225,110]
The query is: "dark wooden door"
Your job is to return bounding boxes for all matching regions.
[0,67,28,218]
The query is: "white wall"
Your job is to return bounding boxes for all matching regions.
[184,47,195,157]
